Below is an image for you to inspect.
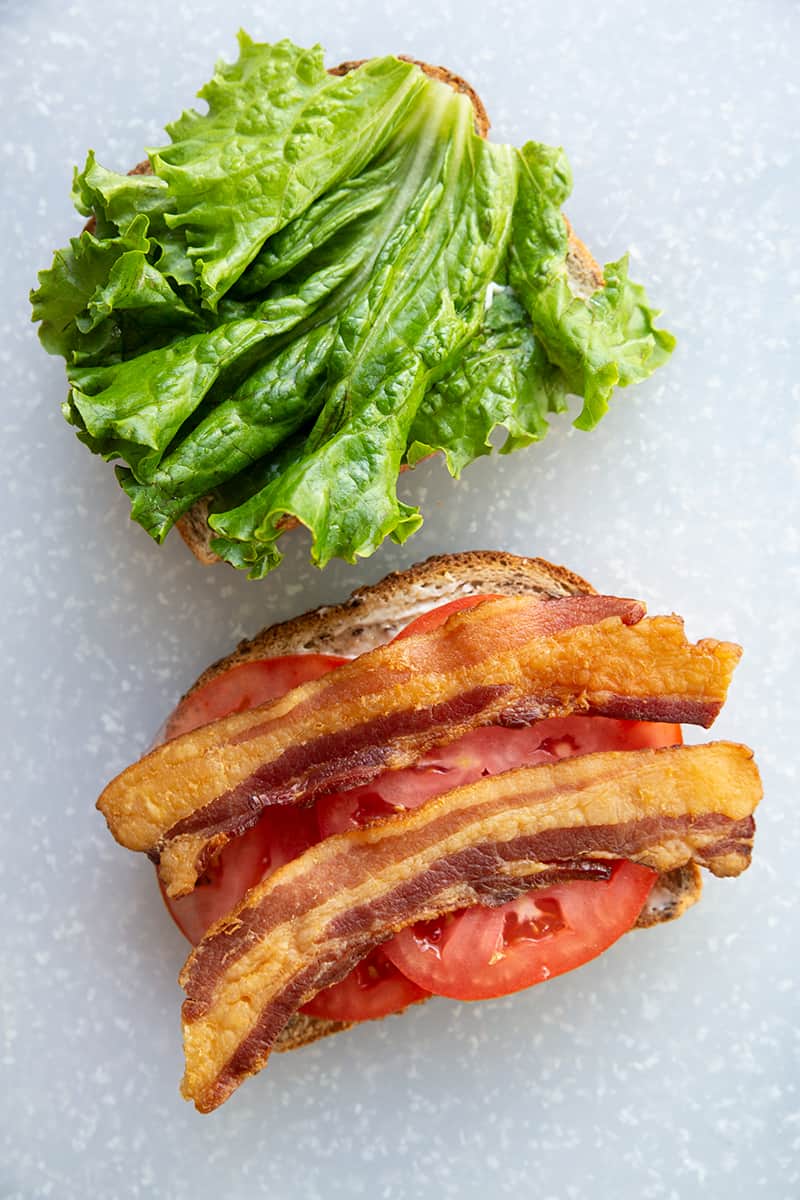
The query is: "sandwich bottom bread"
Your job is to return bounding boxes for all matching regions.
[97,552,762,1111]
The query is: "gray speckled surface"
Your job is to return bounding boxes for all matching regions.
[3,1,798,1196]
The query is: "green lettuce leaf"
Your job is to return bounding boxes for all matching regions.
[68,319,272,478]
[32,37,675,578]
[208,91,517,575]
[118,322,336,540]
[31,216,151,361]
[231,155,398,298]
[508,141,675,430]
[72,151,195,287]
[151,35,426,308]
[407,290,567,476]
[111,163,403,537]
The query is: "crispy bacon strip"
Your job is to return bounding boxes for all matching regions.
[97,596,742,897]
[179,741,760,1111]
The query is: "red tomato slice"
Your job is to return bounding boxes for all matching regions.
[384,860,657,1000]
[163,653,349,740]
[316,715,682,838]
[163,805,319,945]
[392,593,504,641]
[300,949,429,1021]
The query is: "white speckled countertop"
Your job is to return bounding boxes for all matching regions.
[2,1,798,1196]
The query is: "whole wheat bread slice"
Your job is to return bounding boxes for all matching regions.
[162,60,604,565]
[167,551,702,1053]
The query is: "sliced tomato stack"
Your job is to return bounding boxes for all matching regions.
[161,596,680,1020]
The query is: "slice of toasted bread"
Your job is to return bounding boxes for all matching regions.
[168,551,702,1052]
[168,59,604,565]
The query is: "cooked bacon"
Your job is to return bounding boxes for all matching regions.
[96,596,742,898]
[179,741,760,1111]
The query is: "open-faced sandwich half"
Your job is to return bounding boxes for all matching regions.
[32,37,673,577]
[96,552,762,1111]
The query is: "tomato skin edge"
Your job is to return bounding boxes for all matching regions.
[382,861,658,1002]
[163,653,351,742]
[392,594,505,641]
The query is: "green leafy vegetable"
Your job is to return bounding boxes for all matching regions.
[152,38,425,308]
[31,35,674,577]
[407,290,568,477]
[508,142,675,431]
[208,94,517,573]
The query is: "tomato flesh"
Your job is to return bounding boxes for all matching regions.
[383,860,657,1001]
[316,715,681,839]
[392,593,504,641]
[164,653,349,740]
[300,949,429,1021]
[163,805,319,945]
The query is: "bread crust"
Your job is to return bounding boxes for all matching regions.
[165,551,702,1053]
